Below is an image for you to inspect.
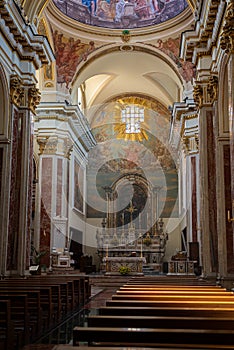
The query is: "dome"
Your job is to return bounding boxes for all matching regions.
[52,0,188,29]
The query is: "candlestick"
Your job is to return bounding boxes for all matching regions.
[106,244,108,258]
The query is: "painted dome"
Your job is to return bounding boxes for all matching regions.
[53,0,188,29]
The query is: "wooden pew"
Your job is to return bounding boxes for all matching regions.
[105,299,234,308]
[111,294,234,301]
[123,284,226,290]
[73,326,234,347]
[0,282,56,327]
[0,300,14,350]
[117,290,234,296]
[0,294,30,348]
[99,305,234,317]
[0,288,42,339]
[87,314,234,329]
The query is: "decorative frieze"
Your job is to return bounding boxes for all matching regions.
[220,0,234,54]
[10,76,24,107]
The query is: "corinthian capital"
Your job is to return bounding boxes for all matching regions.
[10,75,24,107]
[207,75,218,103]
[193,84,203,107]
[220,0,234,54]
[28,85,41,114]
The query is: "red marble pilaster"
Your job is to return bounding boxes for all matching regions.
[224,145,234,273]
[191,156,197,242]
[206,110,218,272]
[56,158,62,216]
[7,109,22,270]
[40,157,52,266]
[26,123,34,269]
[0,148,2,201]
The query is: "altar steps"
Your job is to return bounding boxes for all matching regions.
[89,275,132,287]
[89,275,214,288]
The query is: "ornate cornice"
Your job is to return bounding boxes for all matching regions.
[220,0,234,54]
[0,0,54,68]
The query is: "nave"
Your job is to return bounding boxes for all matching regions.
[2,274,234,350]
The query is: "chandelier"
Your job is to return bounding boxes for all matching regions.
[114,104,148,141]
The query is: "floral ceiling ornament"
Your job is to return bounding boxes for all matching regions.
[121,30,131,43]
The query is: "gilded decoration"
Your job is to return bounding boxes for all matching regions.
[207,75,218,103]
[28,86,41,114]
[63,138,73,159]
[182,136,190,153]
[10,76,24,107]
[193,84,203,107]
[37,136,58,155]
[220,0,234,54]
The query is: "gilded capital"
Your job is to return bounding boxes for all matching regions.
[10,76,24,107]
[37,136,58,155]
[193,84,203,107]
[220,1,234,54]
[37,136,48,155]
[207,75,218,103]
[182,136,190,153]
[63,138,73,159]
[28,86,41,114]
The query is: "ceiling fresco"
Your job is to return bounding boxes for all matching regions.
[53,0,188,29]
[86,96,178,219]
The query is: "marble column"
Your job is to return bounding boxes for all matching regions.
[37,136,72,266]
[194,76,219,277]
[7,77,41,276]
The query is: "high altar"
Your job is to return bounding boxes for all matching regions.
[96,181,168,275]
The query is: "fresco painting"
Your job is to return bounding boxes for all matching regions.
[150,37,196,83]
[86,97,178,218]
[53,0,188,29]
[74,158,84,213]
[52,30,96,87]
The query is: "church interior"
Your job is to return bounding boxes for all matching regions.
[0,0,234,348]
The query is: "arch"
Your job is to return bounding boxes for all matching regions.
[0,64,9,140]
[111,173,151,228]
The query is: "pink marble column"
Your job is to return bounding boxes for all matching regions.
[40,157,52,267]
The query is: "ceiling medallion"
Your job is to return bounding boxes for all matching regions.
[120,45,134,51]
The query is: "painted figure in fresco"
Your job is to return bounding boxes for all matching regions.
[115,0,125,22]
[82,0,97,14]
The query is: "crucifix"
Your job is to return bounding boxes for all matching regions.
[126,200,138,228]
